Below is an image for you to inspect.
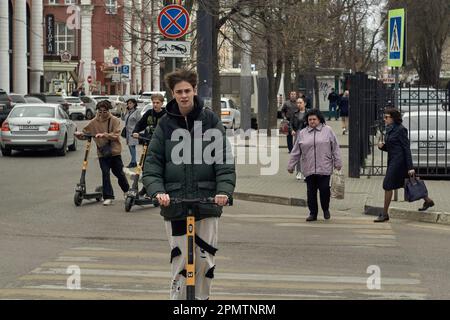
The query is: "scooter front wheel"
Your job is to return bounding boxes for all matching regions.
[125,196,134,212]
[74,191,83,206]
[95,186,103,202]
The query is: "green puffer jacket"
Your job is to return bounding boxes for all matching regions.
[142,96,236,221]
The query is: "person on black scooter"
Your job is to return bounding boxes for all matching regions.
[132,93,166,197]
[75,100,129,206]
[142,69,236,300]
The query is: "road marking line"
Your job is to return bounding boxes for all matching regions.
[30,268,420,285]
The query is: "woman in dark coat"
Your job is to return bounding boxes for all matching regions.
[376,108,434,222]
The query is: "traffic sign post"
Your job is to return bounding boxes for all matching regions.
[388,8,406,108]
[121,65,130,74]
[158,5,190,39]
[112,57,120,65]
[157,40,191,58]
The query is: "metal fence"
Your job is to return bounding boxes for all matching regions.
[348,72,450,178]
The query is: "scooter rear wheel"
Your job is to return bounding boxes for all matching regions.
[125,196,134,212]
[74,191,83,206]
[95,186,103,202]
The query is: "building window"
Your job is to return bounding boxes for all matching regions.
[65,0,76,4]
[49,0,57,4]
[55,23,76,56]
[105,0,117,15]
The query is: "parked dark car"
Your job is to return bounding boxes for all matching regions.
[26,94,70,114]
[8,93,27,107]
[0,89,13,124]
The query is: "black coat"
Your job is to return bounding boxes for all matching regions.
[379,124,413,190]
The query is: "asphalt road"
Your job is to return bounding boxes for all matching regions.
[0,120,449,299]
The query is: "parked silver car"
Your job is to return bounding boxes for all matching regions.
[0,104,77,156]
[221,97,241,129]
[403,111,450,171]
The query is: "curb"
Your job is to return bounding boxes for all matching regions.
[364,203,450,226]
[233,192,306,207]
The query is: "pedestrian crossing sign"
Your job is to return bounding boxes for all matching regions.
[388,8,405,67]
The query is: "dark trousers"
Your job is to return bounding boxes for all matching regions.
[99,155,129,199]
[287,131,294,153]
[328,102,338,120]
[305,174,331,216]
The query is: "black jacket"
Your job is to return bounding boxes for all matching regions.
[132,108,166,138]
[142,96,236,221]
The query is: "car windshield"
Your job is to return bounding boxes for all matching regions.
[65,97,81,103]
[10,95,26,103]
[25,97,44,103]
[221,101,227,109]
[46,96,65,103]
[94,97,109,101]
[10,106,55,118]
[405,115,450,131]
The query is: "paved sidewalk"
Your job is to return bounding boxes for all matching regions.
[233,119,450,225]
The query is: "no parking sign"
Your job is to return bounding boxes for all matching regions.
[158,5,190,39]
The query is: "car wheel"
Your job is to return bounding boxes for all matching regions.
[68,136,77,151]
[86,110,94,120]
[56,136,67,156]
[1,146,12,156]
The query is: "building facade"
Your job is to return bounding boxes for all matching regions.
[1,0,162,95]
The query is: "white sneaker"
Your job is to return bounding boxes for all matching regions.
[296,172,304,180]
[103,199,113,206]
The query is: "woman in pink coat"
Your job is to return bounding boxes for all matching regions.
[288,109,342,221]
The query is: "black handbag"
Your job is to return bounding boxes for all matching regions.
[121,127,126,138]
[404,176,428,202]
[98,118,113,158]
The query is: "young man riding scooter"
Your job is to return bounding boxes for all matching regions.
[75,100,129,206]
[132,93,166,197]
[142,69,236,300]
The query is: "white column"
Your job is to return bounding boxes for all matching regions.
[80,1,93,95]
[13,0,28,94]
[30,0,44,93]
[123,0,132,95]
[133,0,142,93]
[0,0,10,92]
[151,0,161,91]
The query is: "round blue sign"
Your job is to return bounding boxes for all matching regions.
[158,5,190,39]
[112,57,120,65]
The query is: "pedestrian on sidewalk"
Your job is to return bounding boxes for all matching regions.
[328,88,340,121]
[142,69,236,300]
[287,109,342,221]
[338,90,349,135]
[290,97,308,180]
[122,98,141,168]
[281,91,298,153]
[375,108,434,222]
[74,100,130,206]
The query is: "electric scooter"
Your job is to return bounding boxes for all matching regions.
[74,133,103,206]
[124,135,158,212]
[169,197,233,300]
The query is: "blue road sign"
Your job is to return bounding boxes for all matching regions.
[158,5,190,39]
[112,57,120,65]
[388,9,405,67]
[121,65,130,74]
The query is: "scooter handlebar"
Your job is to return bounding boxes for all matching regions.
[155,197,233,206]
[132,134,151,141]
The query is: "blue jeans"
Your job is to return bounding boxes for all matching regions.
[329,102,338,120]
[128,145,137,164]
[99,155,129,199]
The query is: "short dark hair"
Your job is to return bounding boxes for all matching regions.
[126,98,138,107]
[305,108,326,124]
[384,107,402,124]
[96,100,112,110]
[165,69,197,91]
